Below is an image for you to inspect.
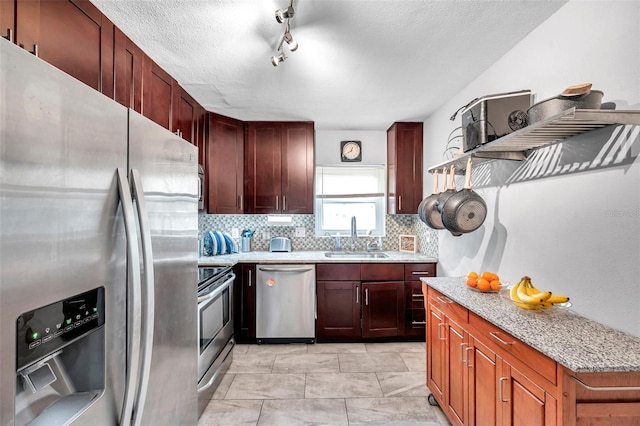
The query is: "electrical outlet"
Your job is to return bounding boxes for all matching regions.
[295,227,306,237]
[231,228,240,238]
[263,231,270,240]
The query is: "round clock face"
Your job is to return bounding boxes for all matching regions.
[341,141,361,161]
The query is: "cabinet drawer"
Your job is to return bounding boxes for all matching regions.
[427,287,468,324]
[404,263,436,280]
[469,312,557,386]
[316,263,360,281]
[405,281,425,309]
[361,263,403,281]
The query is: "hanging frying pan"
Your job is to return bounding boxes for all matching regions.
[436,165,457,214]
[441,157,487,236]
[418,169,444,229]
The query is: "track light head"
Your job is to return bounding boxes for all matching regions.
[275,6,294,23]
[283,32,298,52]
[271,53,286,67]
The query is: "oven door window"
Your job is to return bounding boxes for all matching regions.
[199,286,229,354]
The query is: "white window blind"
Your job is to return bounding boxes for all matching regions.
[315,165,386,236]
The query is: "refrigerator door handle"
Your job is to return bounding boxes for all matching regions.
[116,168,143,426]
[129,169,156,426]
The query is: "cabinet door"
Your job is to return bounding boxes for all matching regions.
[114,27,143,113]
[1,0,15,44]
[281,122,314,213]
[468,335,501,426]
[173,86,197,144]
[233,264,256,342]
[427,302,446,405]
[447,318,468,426]
[362,281,404,338]
[501,363,557,426]
[316,281,361,341]
[207,113,244,214]
[142,57,175,130]
[16,0,114,94]
[245,122,282,213]
[387,122,423,214]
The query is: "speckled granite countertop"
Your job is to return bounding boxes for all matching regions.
[422,276,640,373]
[199,251,437,266]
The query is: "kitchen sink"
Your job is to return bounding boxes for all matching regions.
[324,251,389,259]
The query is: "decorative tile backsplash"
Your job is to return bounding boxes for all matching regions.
[199,213,438,257]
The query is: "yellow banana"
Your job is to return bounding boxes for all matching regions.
[526,277,570,305]
[510,278,526,303]
[517,277,552,305]
[547,294,570,304]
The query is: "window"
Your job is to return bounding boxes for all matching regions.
[315,165,386,236]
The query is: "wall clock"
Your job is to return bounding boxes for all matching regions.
[340,140,362,162]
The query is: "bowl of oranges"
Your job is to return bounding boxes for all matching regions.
[466,271,503,293]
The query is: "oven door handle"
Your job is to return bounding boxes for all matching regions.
[198,277,234,305]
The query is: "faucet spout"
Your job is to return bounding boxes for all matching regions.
[350,216,357,251]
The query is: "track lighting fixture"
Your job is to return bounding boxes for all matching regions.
[271,52,286,67]
[275,6,294,24]
[283,31,298,52]
[271,0,298,66]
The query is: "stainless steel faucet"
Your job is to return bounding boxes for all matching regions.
[350,216,357,251]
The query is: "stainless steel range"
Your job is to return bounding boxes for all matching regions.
[197,266,235,417]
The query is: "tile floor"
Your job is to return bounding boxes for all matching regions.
[198,342,450,425]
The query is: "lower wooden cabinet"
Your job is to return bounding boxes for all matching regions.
[316,280,361,340]
[233,264,255,342]
[404,263,435,339]
[316,262,436,342]
[425,285,558,426]
[361,281,404,339]
[424,284,640,426]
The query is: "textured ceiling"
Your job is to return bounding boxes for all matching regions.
[92,0,567,130]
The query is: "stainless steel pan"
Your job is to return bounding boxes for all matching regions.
[436,165,457,214]
[418,169,444,229]
[441,158,487,236]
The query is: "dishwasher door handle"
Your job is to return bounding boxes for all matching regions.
[257,266,315,273]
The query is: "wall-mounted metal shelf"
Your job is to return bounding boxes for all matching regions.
[428,108,640,174]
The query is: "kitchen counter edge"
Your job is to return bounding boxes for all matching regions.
[422,276,640,374]
[198,251,437,267]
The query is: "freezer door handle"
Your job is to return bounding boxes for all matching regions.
[130,169,155,426]
[116,168,142,426]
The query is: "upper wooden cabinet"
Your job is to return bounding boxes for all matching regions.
[387,122,423,214]
[10,0,114,95]
[1,0,15,44]
[207,113,244,214]
[114,27,143,113]
[245,121,314,214]
[142,57,175,130]
[173,86,198,144]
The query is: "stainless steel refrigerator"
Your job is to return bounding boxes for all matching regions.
[0,40,198,425]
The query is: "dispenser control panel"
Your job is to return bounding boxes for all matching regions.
[16,287,105,370]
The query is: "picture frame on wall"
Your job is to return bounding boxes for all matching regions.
[399,235,417,253]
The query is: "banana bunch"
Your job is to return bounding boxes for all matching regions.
[509,276,570,310]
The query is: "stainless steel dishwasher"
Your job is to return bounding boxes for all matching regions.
[256,264,316,343]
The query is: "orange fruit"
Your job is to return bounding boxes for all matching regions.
[481,271,498,282]
[476,278,491,292]
[467,277,477,288]
[490,280,502,291]
[467,271,479,279]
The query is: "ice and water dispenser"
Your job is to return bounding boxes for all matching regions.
[15,287,106,425]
